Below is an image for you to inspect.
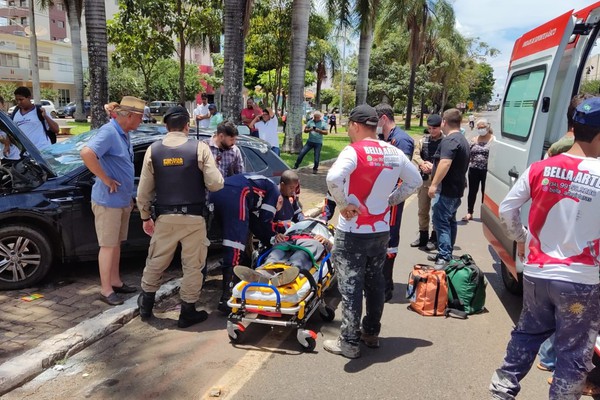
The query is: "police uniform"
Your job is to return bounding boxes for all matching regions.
[410,116,443,247]
[210,173,280,312]
[136,106,223,326]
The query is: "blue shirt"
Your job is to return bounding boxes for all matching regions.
[86,119,134,208]
[387,126,414,159]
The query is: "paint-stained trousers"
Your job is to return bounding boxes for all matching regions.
[333,230,389,346]
[490,275,600,400]
[141,215,209,303]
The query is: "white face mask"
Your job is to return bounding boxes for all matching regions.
[477,128,488,136]
[376,126,383,135]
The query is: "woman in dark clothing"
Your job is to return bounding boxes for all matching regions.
[463,118,494,221]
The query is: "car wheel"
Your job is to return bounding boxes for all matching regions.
[0,226,53,290]
[51,111,57,118]
[500,260,523,295]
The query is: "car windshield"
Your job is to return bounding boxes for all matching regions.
[149,102,161,107]
[40,130,97,176]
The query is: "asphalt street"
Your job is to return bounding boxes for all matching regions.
[4,181,554,400]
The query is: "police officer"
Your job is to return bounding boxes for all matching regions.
[410,114,444,250]
[210,173,282,314]
[136,106,224,328]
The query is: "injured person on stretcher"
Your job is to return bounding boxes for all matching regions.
[233,219,334,287]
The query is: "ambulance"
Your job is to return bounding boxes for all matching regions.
[483,3,600,294]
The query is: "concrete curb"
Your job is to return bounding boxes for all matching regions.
[0,279,181,395]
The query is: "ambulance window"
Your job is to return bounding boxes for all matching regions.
[502,67,546,141]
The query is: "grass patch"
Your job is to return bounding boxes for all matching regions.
[278,124,425,168]
[66,121,92,135]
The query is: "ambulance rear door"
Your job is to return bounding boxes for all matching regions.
[483,10,575,287]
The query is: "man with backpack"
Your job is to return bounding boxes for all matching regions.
[11,86,59,150]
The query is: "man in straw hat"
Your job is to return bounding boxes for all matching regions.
[80,96,145,306]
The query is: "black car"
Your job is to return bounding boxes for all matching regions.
[56,101,92,118]
[0,116,288,290]
[149,101,178,116]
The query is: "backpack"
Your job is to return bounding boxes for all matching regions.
[406,265,448,316]
[445,254,487,318]
[11,105,57,144]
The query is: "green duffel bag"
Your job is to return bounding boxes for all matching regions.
[445,254,487,318]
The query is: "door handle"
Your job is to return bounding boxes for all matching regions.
[508,167,519,185]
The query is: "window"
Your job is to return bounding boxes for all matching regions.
[0,52,19,67]
[57,21,64,28]
[19,17,26,26]
[58,89,70,106]
[19,0,26,7]
[501,67,546,141]
[241,148,268,173]
[38,56,50,70]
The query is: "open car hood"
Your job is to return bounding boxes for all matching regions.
[0,111,55,177]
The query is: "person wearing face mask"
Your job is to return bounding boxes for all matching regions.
[462,118,494,221]
[375,103,415,302]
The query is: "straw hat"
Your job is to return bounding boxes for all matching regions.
[116,96,145,114]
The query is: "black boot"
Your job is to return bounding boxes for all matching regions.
[137,291,155,321]
[426,231,437,251]
[178,302,208,328]
[410,231,429,248]
[382,257,395,302]
[218,266,234,315]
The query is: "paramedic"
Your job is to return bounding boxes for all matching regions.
[273,170,304,234]
[136,106,224,328]
[210,173,282,313]
[489,97,600,399]
[323,104,422,358]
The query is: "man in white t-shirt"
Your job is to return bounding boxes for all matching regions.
[250,108,279,155]
[193,94,210,129]
[490,97,600,399]
[11,86,59,151]
[322,104,422,358]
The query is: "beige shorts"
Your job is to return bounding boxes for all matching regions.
[91,202,133,247]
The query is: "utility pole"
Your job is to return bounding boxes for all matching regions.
[29,0,41,102]
[339,26,346,125]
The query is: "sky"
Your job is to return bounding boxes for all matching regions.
[452,0,592,102]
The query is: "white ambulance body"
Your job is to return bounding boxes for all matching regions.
[483,3,600,294]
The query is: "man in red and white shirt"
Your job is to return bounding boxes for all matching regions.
[323,104,422,358]
[490,97,600,399]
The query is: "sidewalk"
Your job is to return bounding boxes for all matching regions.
[0,161,333,394]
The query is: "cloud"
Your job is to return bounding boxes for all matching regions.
[453,0,591,98]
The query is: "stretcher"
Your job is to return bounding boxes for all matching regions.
[226,219,336,352]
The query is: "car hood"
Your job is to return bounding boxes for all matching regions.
[0,111,55,176]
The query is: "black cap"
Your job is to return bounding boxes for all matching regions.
[163,106,189,124]
[349,104,379,126]
[427,114,442,127]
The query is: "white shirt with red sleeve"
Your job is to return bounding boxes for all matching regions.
[499,153,600,284]
[326,138,422,234]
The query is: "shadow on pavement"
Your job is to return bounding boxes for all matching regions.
[343,336,433,373]
[485,245,523,325]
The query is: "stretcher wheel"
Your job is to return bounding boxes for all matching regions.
[228,328,245,344]
[300,337,317,352]
[319,305,335,322]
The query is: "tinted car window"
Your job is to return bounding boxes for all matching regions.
[241,147,268,173]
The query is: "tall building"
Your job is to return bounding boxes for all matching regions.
[0,0,212,107]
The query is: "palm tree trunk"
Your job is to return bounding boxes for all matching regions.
[177,0,186,104]
[66,0,86,122]
[29,0,40,102]
[355,21,374,106]
[85,0,109,128]
[283,0,310,153]
[222,0,247,124]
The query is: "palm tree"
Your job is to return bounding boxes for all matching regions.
[222,0,253,123]
[380,0,454,129]
[306,15,340,110]
[85,0,109,128]
[282,0,311,153]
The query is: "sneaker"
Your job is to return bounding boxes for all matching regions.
[425,241,437,251]
[233,265,269,284]
[360,332,380,348]
[270,266,300,287]
[427,253,438,262]
[536,362,553,372]
[434,258,448,270]
[323,338,361,359]
[312,169,318,175]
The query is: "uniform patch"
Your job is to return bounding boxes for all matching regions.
[163,157,184,166]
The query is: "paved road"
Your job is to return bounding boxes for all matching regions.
[5,188,552,400]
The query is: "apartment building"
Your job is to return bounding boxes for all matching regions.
[0,0,212,107]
